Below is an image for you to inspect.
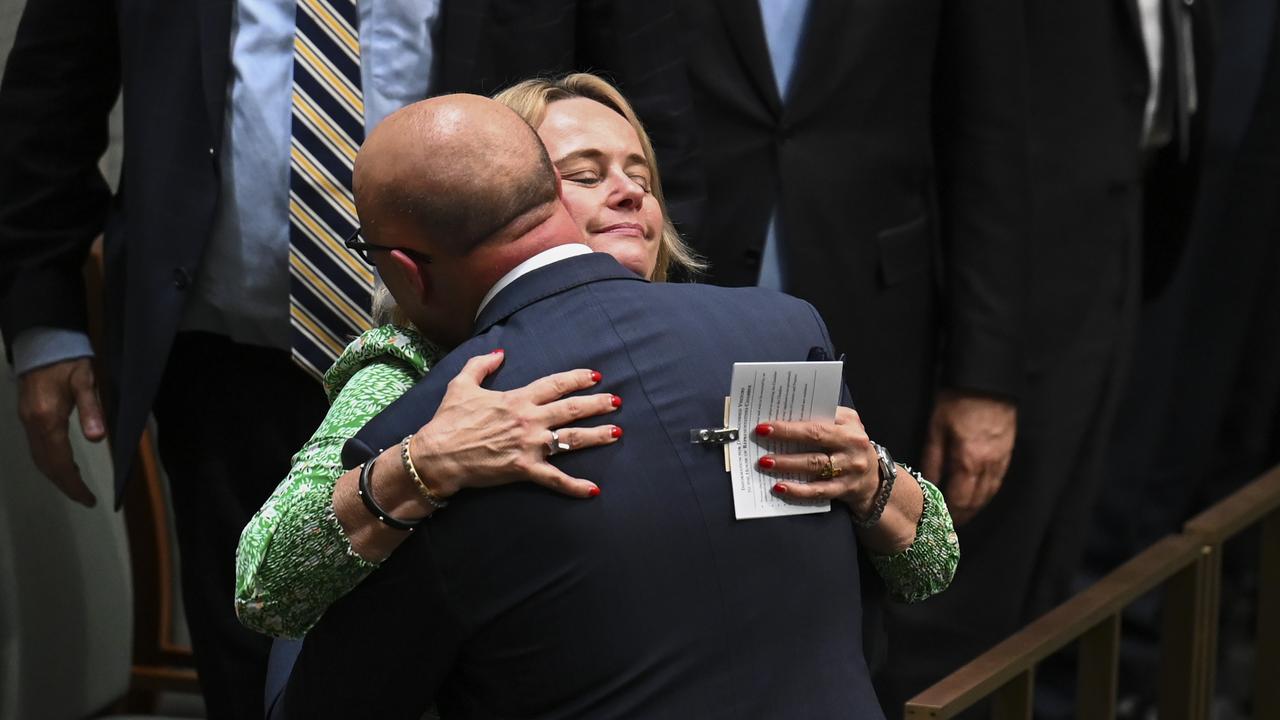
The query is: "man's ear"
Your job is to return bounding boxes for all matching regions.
[387,249,430,304]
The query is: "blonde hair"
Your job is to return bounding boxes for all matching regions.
[374,73,705,325]
[493,73,704,283]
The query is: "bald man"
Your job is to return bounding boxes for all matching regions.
[347,95,575,350]
[275,94,887,719]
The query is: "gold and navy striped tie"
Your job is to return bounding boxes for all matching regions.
[288,0,373,380]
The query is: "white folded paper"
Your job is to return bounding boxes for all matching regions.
[727,361,844,520]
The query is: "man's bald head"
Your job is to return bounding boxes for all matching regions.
[354,94,559,255]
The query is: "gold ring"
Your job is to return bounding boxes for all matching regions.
[818,453,841,479]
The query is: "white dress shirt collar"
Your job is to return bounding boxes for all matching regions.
[475,243,594,319]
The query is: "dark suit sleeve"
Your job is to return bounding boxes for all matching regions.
[801,299,855,408]
[290,382,466,717]
[341,436,378,471]
[576,0,705,239]
[932,0,1030,400]
[802,298,887,667]
[0,0,120,355]
[283,534,465,719]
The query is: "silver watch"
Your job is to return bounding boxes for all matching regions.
[854,441,897,528]
[872,441,895,485]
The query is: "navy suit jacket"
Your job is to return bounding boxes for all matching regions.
[281,253,883,719]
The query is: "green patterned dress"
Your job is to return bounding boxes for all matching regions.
[235,325,961,639]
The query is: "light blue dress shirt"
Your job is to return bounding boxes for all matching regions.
[756,0,810,292]
[14,0,440,374]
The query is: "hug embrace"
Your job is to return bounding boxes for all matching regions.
[234,76,960,718]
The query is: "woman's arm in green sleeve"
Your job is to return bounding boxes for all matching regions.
[868,470,961,604]
[234,359,417,638]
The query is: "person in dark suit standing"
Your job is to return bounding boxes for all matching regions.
[677,0,1028,524]
[881,0,1213,712]
[674,2,1028,711]
[1073,0,1277,713]
[0,0,698,715]
[1016,0,1212,627]
[277,93,924,719]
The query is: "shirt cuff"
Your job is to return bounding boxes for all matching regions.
[869,470,961,604]
[12,327,95,376]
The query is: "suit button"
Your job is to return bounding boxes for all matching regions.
[172,266,191,290]
[743,248,761,268]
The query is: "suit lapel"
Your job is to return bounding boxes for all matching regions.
[472,253,646,336]
[437,0,489,92]
[1206,0,1258,156]
[714,0,783,116]
[784,0,849,121]
[197,0,233,154]
[1121,0,1143,40]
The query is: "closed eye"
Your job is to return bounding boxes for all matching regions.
[563,171,602,186]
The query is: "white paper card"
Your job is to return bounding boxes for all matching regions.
[728,361,844,520]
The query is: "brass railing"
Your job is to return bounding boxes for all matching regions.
[904,463,1280,720]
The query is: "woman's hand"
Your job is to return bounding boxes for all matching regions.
[410,349,623,499]
[754,406,881,518]
[335,349,623,563]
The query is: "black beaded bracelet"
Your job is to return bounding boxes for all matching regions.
[356,456,423,532]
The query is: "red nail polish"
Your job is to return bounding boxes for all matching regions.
[611,395,622,408]
[772,483,787,495]
[758,456,775,469]
[755,423,772,436]
[610,425,623,439]
[588,486,601,498]
[491,348,504,355]
[590,370,602,382]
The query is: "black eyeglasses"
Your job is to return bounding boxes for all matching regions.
[344,227,433,265]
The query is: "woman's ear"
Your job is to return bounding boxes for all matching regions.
[387,248,430,304]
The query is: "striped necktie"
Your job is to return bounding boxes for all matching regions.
[288,0,374,381]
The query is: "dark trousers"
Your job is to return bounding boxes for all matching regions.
[152,332,328,720]
[874,240,1137,718]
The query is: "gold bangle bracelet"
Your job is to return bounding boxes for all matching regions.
[400,434,448,510]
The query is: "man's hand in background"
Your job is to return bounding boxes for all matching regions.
[921,388,1016,525]
[17,357,106,507]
